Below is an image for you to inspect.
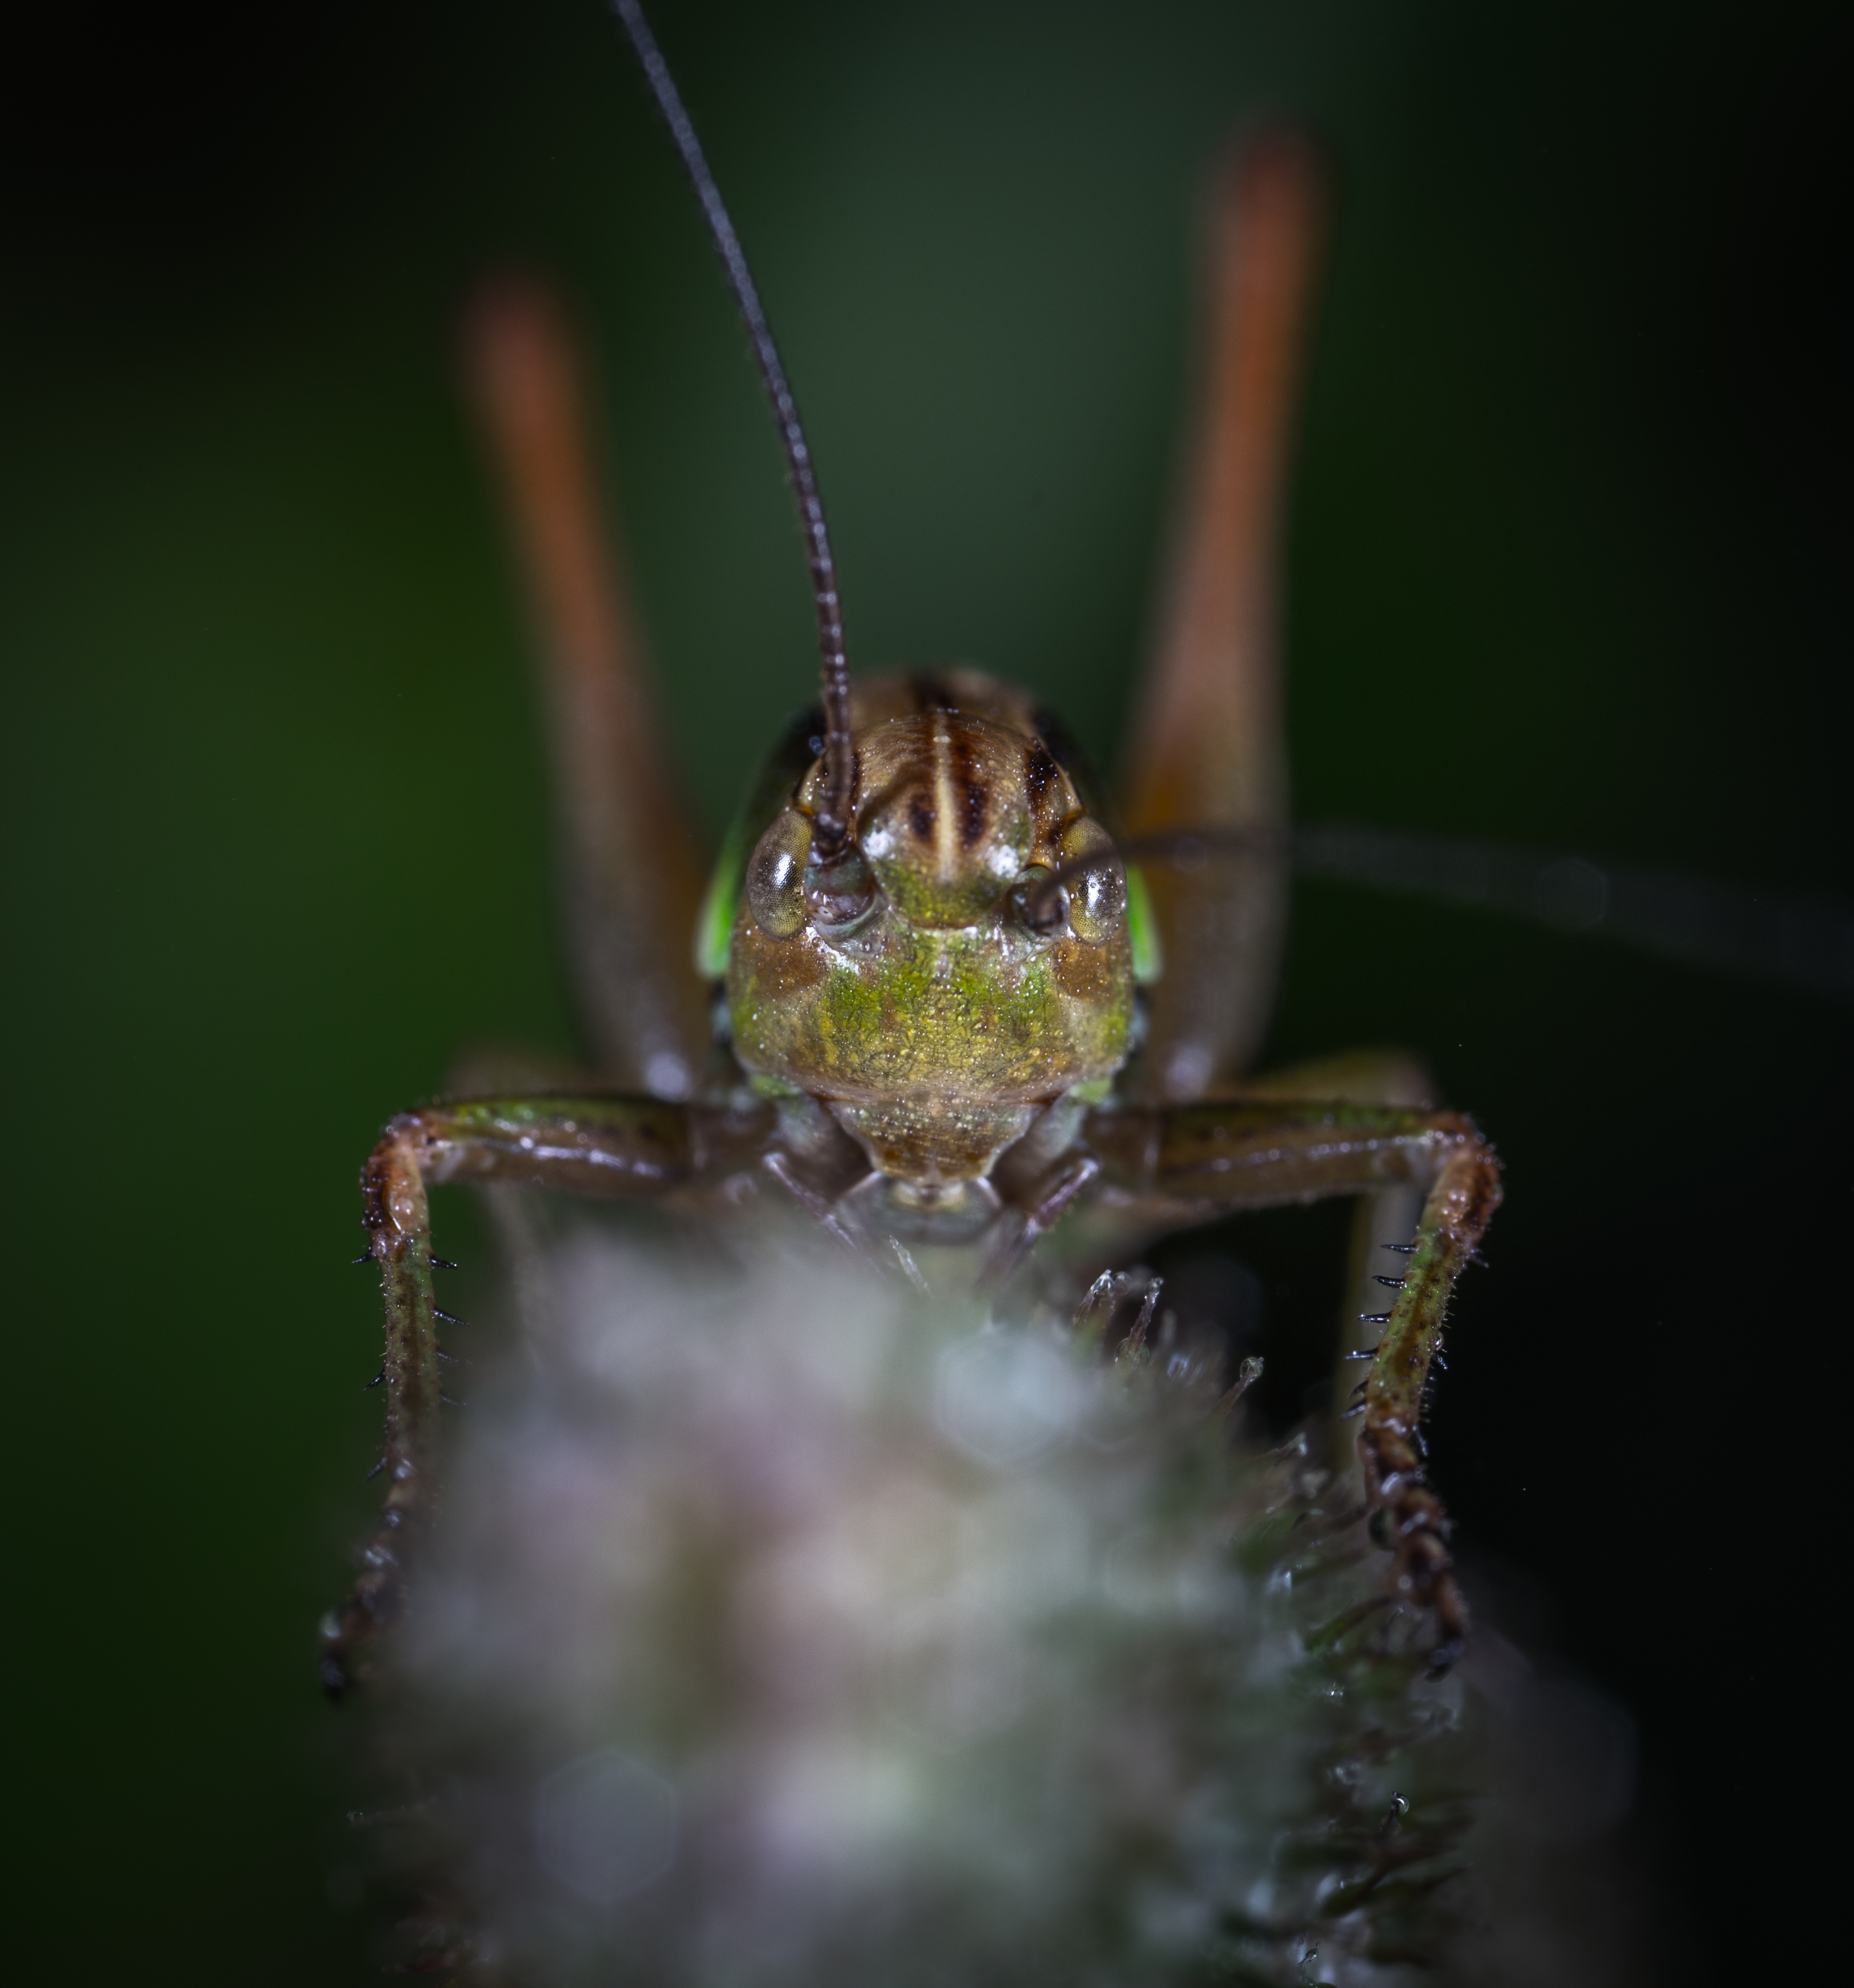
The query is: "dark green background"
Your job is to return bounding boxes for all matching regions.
[4,1,1848,1978]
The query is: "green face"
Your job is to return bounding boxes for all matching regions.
[722,687,1137,1193]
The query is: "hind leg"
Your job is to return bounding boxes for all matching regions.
[465,280,713,1096]
[1117,136,1325,1098]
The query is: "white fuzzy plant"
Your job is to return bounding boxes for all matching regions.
[341,1205,1643,1987]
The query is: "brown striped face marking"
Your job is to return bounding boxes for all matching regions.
[850,712,1058,930]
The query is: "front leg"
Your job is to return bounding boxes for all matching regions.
[322,1092,772,1695]
[1086,1099,1501,1662]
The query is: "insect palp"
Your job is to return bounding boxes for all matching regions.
[761,1150,862,1257]
[613,0,856,853]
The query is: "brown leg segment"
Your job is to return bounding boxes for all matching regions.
[464,282,713,1097]
[1117,136,1325,1098]
[321,1094,772,1695]
[1085,1097,1501,1661]
[1234,1051,1436,1484]
[1357,1138,1501,1666]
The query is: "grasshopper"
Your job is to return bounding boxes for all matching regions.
[326,7,1854,1976]
[325,0,1499,1702]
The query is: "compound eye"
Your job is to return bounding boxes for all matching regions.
[1008,863,1066,936]
[1058,817,1126,945]
[805,845,878,934]
[745,809,812,938]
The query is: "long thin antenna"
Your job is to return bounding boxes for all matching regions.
[613,0,856,853]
